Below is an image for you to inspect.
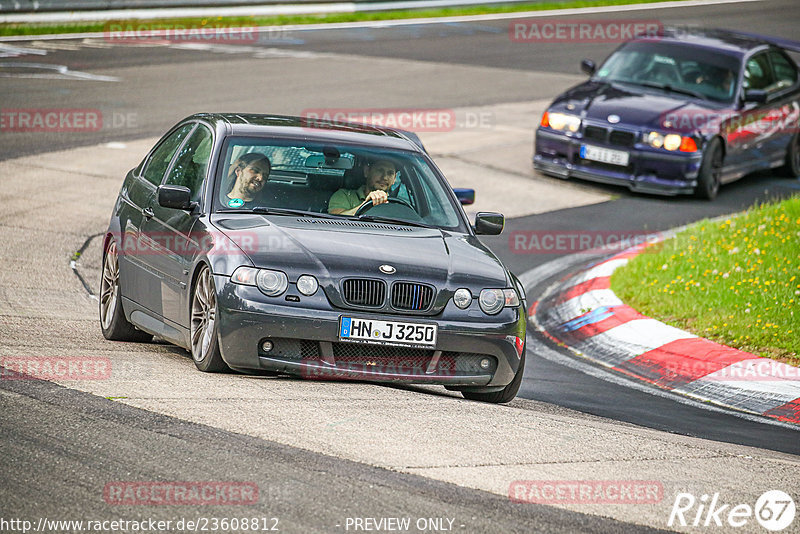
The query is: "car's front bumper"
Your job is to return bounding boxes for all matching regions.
[214,278,526,389]
[534,129,703,195]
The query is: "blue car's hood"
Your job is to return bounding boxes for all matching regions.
[552,80,726,130]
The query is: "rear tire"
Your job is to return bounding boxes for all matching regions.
[99,240,152,342]
[781,131,800,177]
[695,138,723,200]
[461,347,526,404]
[190,266,229,372]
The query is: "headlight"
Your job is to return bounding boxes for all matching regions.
[453,288,472,309]
[546,112,581,133]
[646,131,664,148]
[663,134,682,151]
[296,275,319,296]
[231,266,259,285]
[479,288,520,315]
[256,269,288,296]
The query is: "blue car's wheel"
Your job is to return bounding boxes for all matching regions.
[695,138,723,200]
[782,132,800,178]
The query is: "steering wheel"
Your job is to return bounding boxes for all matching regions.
[355,197,415,216]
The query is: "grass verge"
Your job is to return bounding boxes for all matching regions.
[611,195,800,366]
[0,0,682,37]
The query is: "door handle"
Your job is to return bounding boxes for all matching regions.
[143,207,154,219]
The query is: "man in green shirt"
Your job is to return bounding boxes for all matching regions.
[328,158,397,216]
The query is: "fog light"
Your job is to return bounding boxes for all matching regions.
[261,340,274,352]
[480,358,491,370]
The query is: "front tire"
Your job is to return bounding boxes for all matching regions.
[461,347,526,404]
[190,266,229,372]
[781,131,800,177]
[99,240,152,342]
[694,138,723,200]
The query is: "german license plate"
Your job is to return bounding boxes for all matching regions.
[339,317,437,348]
[580,144,630,166]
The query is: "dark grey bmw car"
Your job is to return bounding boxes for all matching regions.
[100,114,527,403]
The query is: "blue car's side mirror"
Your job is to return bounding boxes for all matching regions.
[453,188,475,205]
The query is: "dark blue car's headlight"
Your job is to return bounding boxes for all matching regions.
[542,111,581,133]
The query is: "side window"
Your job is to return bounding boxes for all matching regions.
[165,125,213,203]
[744,53,774,91]
[768,50,798,88]
[141,124,195,186]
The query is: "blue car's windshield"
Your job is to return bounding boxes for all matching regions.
[595,41,741,103]
[214,137,466,232]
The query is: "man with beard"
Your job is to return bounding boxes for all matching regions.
[328,157,398,216]
[225,153,271,208]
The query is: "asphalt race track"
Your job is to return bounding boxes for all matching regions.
[1,0,799,532]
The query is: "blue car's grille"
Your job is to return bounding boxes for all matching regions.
[341,278,386,307]
[583,126,636,148]
[391,282,435,311]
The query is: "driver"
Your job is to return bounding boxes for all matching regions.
[328,157,397,216]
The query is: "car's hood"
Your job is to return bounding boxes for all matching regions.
[210,214,510,291]
[552,80,728,131]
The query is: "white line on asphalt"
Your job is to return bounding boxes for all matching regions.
[0,0,764,41]
[0,61,119,81]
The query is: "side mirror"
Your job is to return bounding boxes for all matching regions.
[453,188,475,205]
[580,59,596,76]
[157,185,194,211]
[474,212,504,235]
[743,88,768,104]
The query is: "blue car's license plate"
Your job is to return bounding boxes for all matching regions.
[339,317,437,347]
[580,144,630,166]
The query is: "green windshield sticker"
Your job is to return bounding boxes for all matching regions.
[228,198,245,208]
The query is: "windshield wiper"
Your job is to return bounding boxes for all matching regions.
[251,207,341,219]
[354,214,434,229]
[633,81,707,100]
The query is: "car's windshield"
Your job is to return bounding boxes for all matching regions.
[595,41,741,103]
[214,137,466,231]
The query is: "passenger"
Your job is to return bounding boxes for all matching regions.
[225,153,271,208]
[328,157,398,216]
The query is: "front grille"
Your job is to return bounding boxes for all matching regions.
[341,278,386,307]
[583,126,607,142]
[583,126,636,148]
[258,338,319,360]
[608,130,636,147]
[391,282,434,311]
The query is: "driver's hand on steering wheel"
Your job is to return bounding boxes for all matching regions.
[363,189,389,207]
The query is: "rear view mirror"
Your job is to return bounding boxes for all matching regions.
[474,212,504,235]
[744,89,768,104]
[305,155,353,170]
[453,188,475,205]
[581,59,596,76]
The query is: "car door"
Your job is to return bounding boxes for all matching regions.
[139,123,214,329]
[118,123,195,312]
[764,49,800,158]
[726,51,786,173]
